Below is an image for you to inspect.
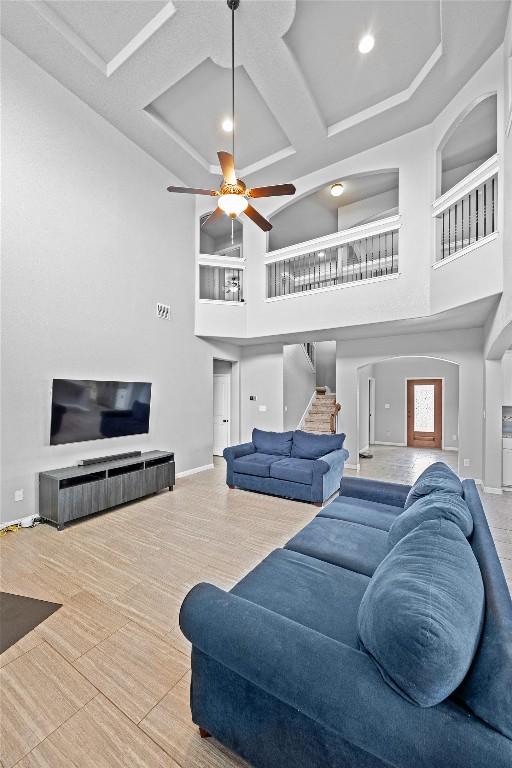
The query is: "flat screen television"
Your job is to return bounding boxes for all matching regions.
[50,379,152,445]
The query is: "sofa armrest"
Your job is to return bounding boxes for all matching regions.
[223,442,255,462]
[318,448,349,501]
[223,442,255,486]
[339,476,410,508]
[180,583,510,768]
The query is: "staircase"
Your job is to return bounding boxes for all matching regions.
[303,387,341,434]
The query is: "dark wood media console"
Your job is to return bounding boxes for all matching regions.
[39,450,175,530]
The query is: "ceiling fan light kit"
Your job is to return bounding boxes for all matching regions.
[166,0,296,231]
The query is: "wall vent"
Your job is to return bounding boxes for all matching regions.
[156,302,171,320]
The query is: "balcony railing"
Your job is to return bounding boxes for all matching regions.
[199,265,244,302]
[432,154,498,263]
[266,216,400,299]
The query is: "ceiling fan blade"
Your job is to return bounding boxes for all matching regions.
[247,184,296,198]
[217,151,237,185]
[167,186,218,195]
[201,206,223,228]
[244,204,272,232]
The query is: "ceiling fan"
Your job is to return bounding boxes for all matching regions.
[166,0,296,232]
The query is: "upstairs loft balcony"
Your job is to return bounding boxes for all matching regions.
[430,153,501,314]
[265,215,400,300]
[432,154,498,264]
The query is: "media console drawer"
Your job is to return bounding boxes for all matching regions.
[39,451,174,530]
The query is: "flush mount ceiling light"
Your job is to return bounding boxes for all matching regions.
[358,33,375,54]
[222,117,234,132]
[330,183,344,197]
[166,0,296,231]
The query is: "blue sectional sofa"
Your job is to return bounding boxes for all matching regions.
[223,428,349,505]
[180,463,512,768]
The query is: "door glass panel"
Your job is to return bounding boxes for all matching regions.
[414,384,435,432]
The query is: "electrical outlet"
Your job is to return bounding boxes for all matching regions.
[156,302,171,320]
[258,405,267,412]
[463,459,470,467]
[385,403,390,409]
[14,489,24,502]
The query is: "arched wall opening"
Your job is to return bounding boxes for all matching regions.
[437,93,497,196]
[267,169,399,252]
[356,355,460,459]
[199,211,243,257]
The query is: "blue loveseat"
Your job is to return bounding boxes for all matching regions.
[180,463,512,768]
[223,428,349,505]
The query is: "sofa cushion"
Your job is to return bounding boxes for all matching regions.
[358,518,485,707]
[388,491,473,548]
[291,430,345,460]
[252,428,293,457]
[457,479,512,740]
[319,496,402,532]
[232,452,281,478]
[270,457,322,485]
[405,461,463,509]
[285,517,389,577]
[232,548,369,648]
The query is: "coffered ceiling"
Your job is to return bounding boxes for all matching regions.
[1,0,509,188]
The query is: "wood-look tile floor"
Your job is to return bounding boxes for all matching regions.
[0,447,510,767]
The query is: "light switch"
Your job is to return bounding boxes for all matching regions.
[14,489,24,502]
[384,403,390,409]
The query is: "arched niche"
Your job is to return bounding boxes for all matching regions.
[199,211,243,258]
[267,170,399,252]
[438,94,497,196]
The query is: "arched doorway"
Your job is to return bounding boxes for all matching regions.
[356,356,460,483]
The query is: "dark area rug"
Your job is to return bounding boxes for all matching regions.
[0,591,61,654]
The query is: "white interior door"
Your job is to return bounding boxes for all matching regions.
[213,374,231,456]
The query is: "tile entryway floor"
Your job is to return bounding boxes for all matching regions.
[0,449,510,767]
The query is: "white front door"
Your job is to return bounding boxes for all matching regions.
[213,373,231,456]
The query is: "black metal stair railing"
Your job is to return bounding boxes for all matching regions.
[266,229,399,299]
[439,174,497,261]
[199,265,244,302]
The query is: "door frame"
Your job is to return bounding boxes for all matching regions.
[368,377,376,446]
[406,378,443,449]
[213,372,231,456]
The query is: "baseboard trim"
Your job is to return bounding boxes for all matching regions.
[482,486,503,495]
[373,441,407,447]
[176,463,214,479]
[0,514,38,531]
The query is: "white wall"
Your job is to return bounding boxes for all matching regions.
[336,329,484,477]
[283,345,316,430]
[240,344,284,442]
[315,340,336,391]
[0,41,243,523]
[504,350,512,404]
[337,188,398,230]
[268,194,338,252]
[371,357,459,448]
[358,364,374,451]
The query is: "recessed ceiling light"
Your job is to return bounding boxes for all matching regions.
[358,34,375,54]
[330,183,344,197]
[222,117,234,132]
